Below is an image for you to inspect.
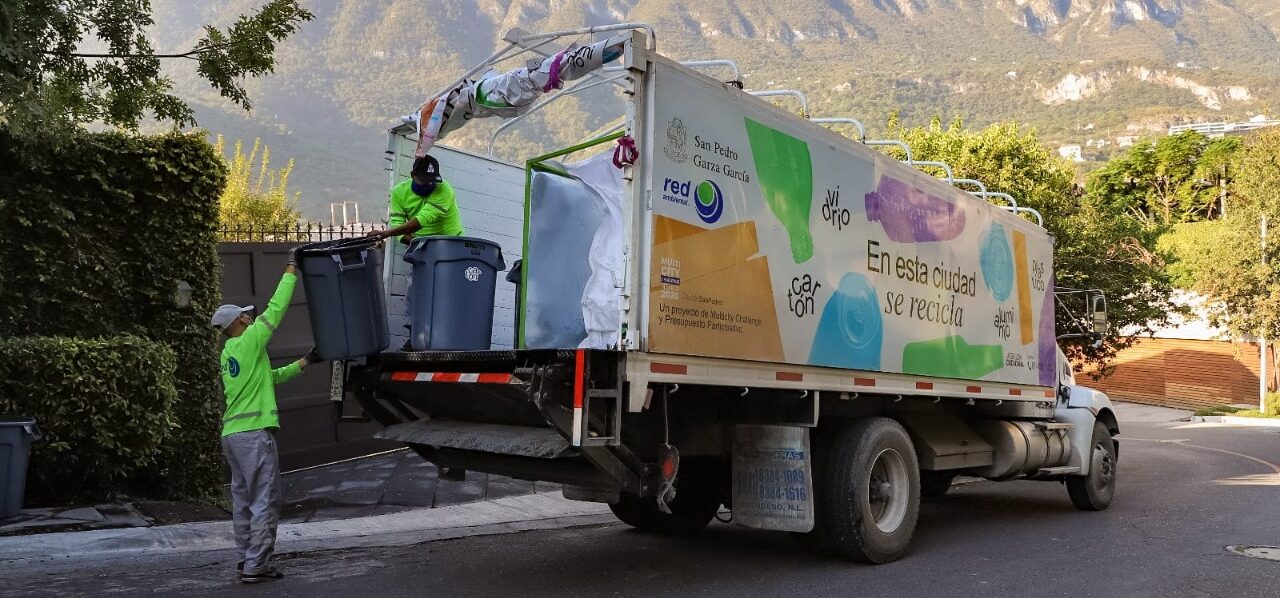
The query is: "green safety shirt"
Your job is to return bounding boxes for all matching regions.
[219,272,303,437]
[388,179,464,238]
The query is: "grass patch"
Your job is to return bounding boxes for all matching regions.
[1194,405,1280,419]
[1194,405,1246,417]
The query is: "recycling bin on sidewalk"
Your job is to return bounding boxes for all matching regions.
[0,417,40,519]
[404,236,506,351]
[297,237,390,360]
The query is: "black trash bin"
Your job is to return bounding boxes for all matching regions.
[297,237,390,361]
[0,417,40,519]
[506,259,523,349]
[404,236,506,351]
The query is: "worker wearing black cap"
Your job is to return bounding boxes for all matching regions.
[375,154,464,243]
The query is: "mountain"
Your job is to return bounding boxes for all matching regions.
[148,0,1280,221]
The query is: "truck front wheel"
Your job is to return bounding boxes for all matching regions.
[1066,421,1117,511]
[813,417,921,563]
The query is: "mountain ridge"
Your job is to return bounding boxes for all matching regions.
[149,0,1280,220]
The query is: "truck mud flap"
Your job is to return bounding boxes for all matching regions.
[376,420,577,459]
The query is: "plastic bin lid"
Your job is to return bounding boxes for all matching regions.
[405,235,504,250]
[297,236,380,256]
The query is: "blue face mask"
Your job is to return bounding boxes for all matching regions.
[411,181,436,196]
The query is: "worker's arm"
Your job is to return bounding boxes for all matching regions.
[242,265,298,350]
[376,219,422,241]
[272,347,323,385]
[380,189,450,242]
[272,360,304,384]
[381,186,417,240]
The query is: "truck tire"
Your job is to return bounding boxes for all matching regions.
[813,417,921,563]
[609,463,721,535]
[1066,421,1117,511]
[920,472,955,498]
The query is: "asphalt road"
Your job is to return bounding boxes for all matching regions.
[5,407,1278,598]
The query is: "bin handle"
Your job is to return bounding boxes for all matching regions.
[24,422,41,441]
[332,250,368,272]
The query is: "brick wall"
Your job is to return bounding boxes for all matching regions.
[1079,337,1271,411]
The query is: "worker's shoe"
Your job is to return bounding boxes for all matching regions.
[239,566,284,584]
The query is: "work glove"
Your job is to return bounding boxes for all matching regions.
[303,346,323,366]
[287,245,302,269]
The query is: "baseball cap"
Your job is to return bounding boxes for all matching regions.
[210,304,253,329]
[411,155,442,183]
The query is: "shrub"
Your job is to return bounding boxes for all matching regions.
[0,336,177,503]
[1265,392,1280,417]
[1193,405,1244,417]
[0,130,226,500]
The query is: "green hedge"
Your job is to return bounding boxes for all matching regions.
[0,130,226,500]
[0,336,177,503]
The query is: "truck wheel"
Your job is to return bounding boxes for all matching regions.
[609,464,721,535]
[1066,421,1117,511]
[920,472,955,498]
[814,417,920,563]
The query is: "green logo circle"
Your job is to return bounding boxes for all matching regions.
[696,181,716,207]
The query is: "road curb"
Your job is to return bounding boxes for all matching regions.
[0,492,611,566]
[1192,415,1280,427]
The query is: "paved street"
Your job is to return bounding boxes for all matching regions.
[3,406,1278,598]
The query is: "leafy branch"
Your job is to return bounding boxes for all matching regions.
[1,0,313,137]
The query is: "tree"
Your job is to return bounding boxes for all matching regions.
[1086,132,1241,226]
[0,0,313,137]
[1196,127,1280,390]
[878,117,1176,372]
[215,135,302,234]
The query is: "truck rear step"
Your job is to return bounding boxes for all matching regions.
[376,420,576,459]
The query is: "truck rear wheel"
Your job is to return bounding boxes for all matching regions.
[609,462,721,535]
[1066,421,1117,511]
[812,417,920,563]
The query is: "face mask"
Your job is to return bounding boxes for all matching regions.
[411,181,436,197]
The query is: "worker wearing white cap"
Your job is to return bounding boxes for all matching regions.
[210,250,321,583]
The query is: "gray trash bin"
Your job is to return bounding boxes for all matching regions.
[404,236,506,351]
[1,417,40,519]
[297,237,390,360]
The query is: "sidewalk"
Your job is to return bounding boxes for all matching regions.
[0,448,561,535]
[281,448,561,524]
[0,492,613,570]
[1110,401,1192,424]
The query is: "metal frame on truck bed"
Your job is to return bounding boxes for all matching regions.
[345,23,1120,564]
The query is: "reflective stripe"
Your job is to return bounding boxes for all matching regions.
[260,318,277,332]
[224,410,262,423]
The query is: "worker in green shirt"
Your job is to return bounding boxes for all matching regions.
[374,154,464,243]
[209,250,322,584]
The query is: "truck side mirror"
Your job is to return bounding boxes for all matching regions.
[1091,296,1109,336]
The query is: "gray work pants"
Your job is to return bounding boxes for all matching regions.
[221,429,281,575]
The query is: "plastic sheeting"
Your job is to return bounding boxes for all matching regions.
[521,151,625,350]
[523,172,604,349]
[406,35,627,157]
[565,151,625,350]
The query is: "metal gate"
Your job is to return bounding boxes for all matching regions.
[218,240,395,469]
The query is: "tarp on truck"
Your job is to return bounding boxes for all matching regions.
[644,59,1056,387]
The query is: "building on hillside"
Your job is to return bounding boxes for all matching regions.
[1116,135,1138,148]
[1058,144,1084,162]
[1168,115,1279,138]
[1077,291,1269,411]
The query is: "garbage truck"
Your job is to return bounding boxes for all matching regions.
[336,24,1119,564]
